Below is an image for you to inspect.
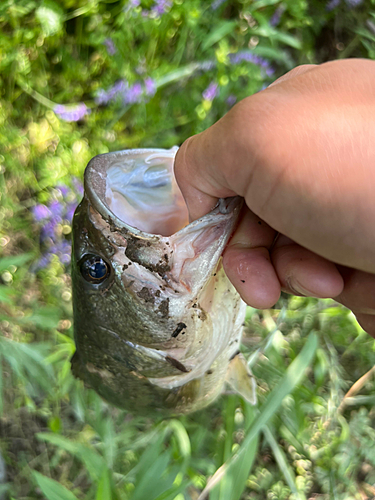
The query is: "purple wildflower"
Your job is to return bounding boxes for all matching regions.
[270,6,284,27]
[95,78,156,107]
[229,51,274,77]
[36,253,52,269]
[60,252,71,265]
[104,38,117,56]
[66,203,77,222]
[211,0,226,9]
[41,217,60,240]
[345,0,363,6]
[57,185,70,198]
[32,181,83,269]
[95,80,129,105]
[226,95,237,107]
[124,82,143,104]
[124,0,141,13]
[32,204,51,221]
[202,82,219,101]
[54,103,90,122]
[151,0,172,16]
[49,200,64,218]
[95,89,109,106]
[326,0,340,10]
[51,240,71,265]
[144,77,157,97]
[108,80,128,100]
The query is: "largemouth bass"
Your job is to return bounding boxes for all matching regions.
[71,147,255,414]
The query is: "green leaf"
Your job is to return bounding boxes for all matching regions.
[48,416,62,433]
[210,402,258,500]
[167,419,191,459]
[154,481,191,500]
[130,452,173,500]
[96,468,112,500]
[251,46,294,69]
[201,21,237,51]
[0,338,54,393]
[354,27,375,44]
[0,253,33,273]
[274,31,302,50]
[250,0,280,8]
[253,26,302,49]
[36,0,63,36]
[18,306,61,330]
[0,285,16,304]
[263,425,306,500]
[36,433,106,481]
[128,432,181,500]
[32,471,79,500]
[155,63,202,88]
[200,332,318,500]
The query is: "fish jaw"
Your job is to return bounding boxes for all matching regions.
[71,147,247,414]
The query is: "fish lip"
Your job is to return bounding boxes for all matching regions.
[84,147,242,239]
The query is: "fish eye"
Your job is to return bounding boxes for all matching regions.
[79,254,110,284]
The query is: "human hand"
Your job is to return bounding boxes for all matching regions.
[174,59,375,336]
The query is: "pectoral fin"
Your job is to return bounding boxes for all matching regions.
[226,353,257,405]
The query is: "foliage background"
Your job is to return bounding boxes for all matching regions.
[2,0,375,499]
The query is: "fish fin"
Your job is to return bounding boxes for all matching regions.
[225,353,257,405]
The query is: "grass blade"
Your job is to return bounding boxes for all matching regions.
[96,468,112,500]
[0,253,34,273]
[167,419,191,460]
[199,332,318,500]
[130,452,172,500]
[32,471,80,500]
[36,433,106,482]
[201,21,237,51]
[263,425,306,500]
[154,480,190,500]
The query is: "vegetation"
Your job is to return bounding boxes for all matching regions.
[1,0,375,498]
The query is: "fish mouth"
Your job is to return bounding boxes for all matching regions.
[84,147,241,238]
[84,147,189,237]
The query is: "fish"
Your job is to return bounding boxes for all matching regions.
[71,147,256,415]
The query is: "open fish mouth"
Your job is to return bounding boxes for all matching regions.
[72,147,251,413]
[84,147,188,237]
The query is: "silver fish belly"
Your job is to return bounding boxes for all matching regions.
[71,147,250,414]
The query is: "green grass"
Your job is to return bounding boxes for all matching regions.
[1,0,375,499]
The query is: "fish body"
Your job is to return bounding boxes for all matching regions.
[71,147,250,414]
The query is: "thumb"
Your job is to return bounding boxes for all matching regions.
[174,64,316,222]
[174,133,237,221]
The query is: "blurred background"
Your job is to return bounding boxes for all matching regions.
[1,1,375,499]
